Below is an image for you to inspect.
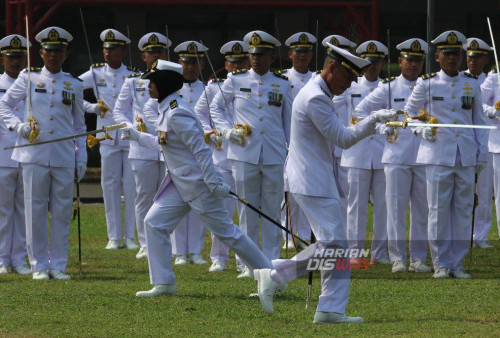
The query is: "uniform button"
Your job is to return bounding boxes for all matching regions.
[52,79,56,83]
[451,95,455,99]
[51,90,55,94]
[49,129,54,134]
[260,130,264,134]
[113,74,116,77]
[189,88,193,92]
[49,116,54,120]
[370,136,374,140]
[409,86,414,90]
[258,104,262,109]
[259,81,263,85]
[50,103,54,108]
[141,92,144,96]
[451,108,455,112]
[451,82,455,87]
[14,107,18,111]
[369,87,374,92]
[188,99,193,103]
[259,117,263,121]
[247,94,251,98]
[112,94,117,98]
[456,132,459,137]
[258,93,262,97]
[112,84,116,88]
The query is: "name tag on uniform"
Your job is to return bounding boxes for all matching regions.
[240,88,251,92]
[0,89,6,93]
[351,94,361,97]
[432,96,444,100]
[135,88,145,92]
[35,88,46,93]
[394,98,405,102]
[97,83,107,87]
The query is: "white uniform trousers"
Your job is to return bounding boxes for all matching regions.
[130,159,165,248]
[22,164,73,271]
[144,182,273,284]
[385,164,428,263]
[0,167,26,267]
[100,144,136,241]
[209,168,235,264]
[170,211,205,256]
[474,153,493,244]
[426,164,475,270]
[336,157,348,227]
[232,160,283,261]
[346,168,388,260]
[270,194,350,314]
[490,154,500,239]
[281,193,311,244]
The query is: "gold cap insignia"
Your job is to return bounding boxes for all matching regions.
[187,42,197,53]
[446,32,458,45]
[330,37,339,46]
[366,42,377,53]
[232,43,243,54]
[470,40,479,50]
[37,82,45,88]
[411,40,421,52]
[10,36,21,48]
[149,34,159,44]
[105,30,115,41]
[299,33,309,44]
[251,33,261,46]
[48,29,59,41]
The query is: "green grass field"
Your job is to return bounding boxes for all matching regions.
[1,203,499,337]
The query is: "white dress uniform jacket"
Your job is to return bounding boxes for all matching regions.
[281,67,313,99]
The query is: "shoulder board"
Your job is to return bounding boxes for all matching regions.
[273,71,288,80]
[127,66,140,72]
[91,63,105,68]
[382,76,397,83]
[128,73,142,78]
[170,99,178,109]
[315,70,321,74]
[211,77,226,83]
[491,65,497,73]
[276,69,284,74]
[462,71,478,79]
[421,73,437,80]
[232,69,247,75]
[27,67,42,72]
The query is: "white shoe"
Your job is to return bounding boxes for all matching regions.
[475,241,494,249]
[391,261,406,273]
[313,311,364,324]
[190,254,208,265]
[136,247,148,259]
[209,261,226,272]
[0,265,8,274]
[373,257,391,265]
[409,260,432,273]
[33,270,50,280]
[174,255,188,265]
[254,268,276,315]
[105,240,120,250]
[236,264,245,272]
[13,264,32,275]
[237,267,253,279]
[124,238,139,250]
[136,284,177,297]
[49,269,71,280]
[449,269,471,279]
[433,267,449,279]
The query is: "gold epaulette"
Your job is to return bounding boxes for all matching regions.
[128,73,141,78]
[315,69,321,74]
[127,66,140,72]
[421,73,437,80]
[91,63,105,68]
[170,100,178,109]
[273,71,288,80]
[232,69,247,75]
[382,76,397,83]
[491,66,497,73]
[27,67,41,72]
[462,71,478,79]
[211,77,226,83]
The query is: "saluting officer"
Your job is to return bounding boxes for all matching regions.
[194,40,250,272]
[404,30,488,279]
[463,38,495,249]
[341,40,391,264]
[354,38,431,273]
[210,30,293,278]
[0,34,30,275]
[113,32,170,259]
[0,27,87,280]
[169,41,209,265]
[80,29,139,250]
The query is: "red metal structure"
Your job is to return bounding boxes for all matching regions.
[6,0,379,40]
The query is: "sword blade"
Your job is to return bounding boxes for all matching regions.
[4,122,127,150]
[407,122,496,129]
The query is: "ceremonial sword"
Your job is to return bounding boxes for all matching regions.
[4,123,127,150]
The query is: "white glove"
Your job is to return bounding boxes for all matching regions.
[371,109,398,123]
[120,127,140,141]
[76,162,87,182]
[378,125,394,136]
[422,127,436,142]
[16,123,31,140]
[209,182,232,198]
[476,161,487,174]
[222,128,244,144]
